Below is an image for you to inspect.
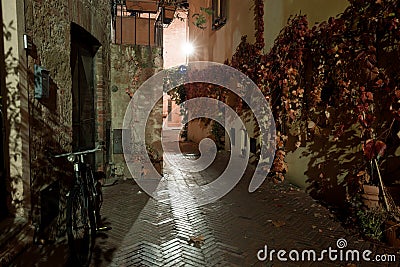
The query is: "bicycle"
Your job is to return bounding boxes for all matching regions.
[54,144,106,266]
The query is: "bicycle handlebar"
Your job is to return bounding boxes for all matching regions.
[53,145,104,158]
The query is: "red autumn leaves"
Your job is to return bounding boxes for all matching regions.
[362,139,387,161]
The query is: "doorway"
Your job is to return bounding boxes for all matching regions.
[70,24,100,164]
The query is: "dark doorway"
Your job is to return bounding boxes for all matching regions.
[70,24,100,165]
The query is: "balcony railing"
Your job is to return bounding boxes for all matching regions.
[112,0,163,46]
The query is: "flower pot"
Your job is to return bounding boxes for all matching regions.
[385,220,400,248]
[363,184,379,195]
[361,185,380,209]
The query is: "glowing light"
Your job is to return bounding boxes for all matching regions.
[182,42,194,56]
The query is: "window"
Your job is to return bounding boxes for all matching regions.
[212,0,227,30]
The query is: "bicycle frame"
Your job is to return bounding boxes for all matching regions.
[54,145,103,228]
[53,145,105,265]
[76,156,97,225]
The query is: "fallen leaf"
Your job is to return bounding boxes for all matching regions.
[189,235,205,248]
[312,225,317,229]
[272,221,286,228]
[189,235,205,242]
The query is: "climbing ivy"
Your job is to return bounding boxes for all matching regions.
[168,0,400,196]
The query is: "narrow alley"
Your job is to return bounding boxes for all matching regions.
[2,0,400,266]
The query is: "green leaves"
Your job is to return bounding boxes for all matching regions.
[200,7,214,16]
[192,7,213,30]
[357,208,388,240]
[192,13,207,29]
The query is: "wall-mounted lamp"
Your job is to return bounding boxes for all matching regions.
[23,34,32,50]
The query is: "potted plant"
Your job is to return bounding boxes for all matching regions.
[360,139,389,209]
[361,183,380,209]
[385,220,400,247]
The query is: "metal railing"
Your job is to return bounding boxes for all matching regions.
[112,0,163,47]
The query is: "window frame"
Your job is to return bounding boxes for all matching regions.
[212,0,227,30]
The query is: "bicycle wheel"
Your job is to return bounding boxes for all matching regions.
[66,185,96,266]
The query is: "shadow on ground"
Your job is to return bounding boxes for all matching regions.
[10,180,149,267]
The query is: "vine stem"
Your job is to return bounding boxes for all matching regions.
[374,158,391,212]
[376,118,395,142]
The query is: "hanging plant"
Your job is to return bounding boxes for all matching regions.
[192,7,213,30]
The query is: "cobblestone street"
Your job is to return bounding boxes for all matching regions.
[10,130,400,266]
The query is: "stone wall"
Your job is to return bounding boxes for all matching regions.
[24,0,111,239]
[110,44,163,178]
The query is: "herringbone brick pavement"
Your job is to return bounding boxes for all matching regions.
[93,136,400,267]
[10,132,400,266]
